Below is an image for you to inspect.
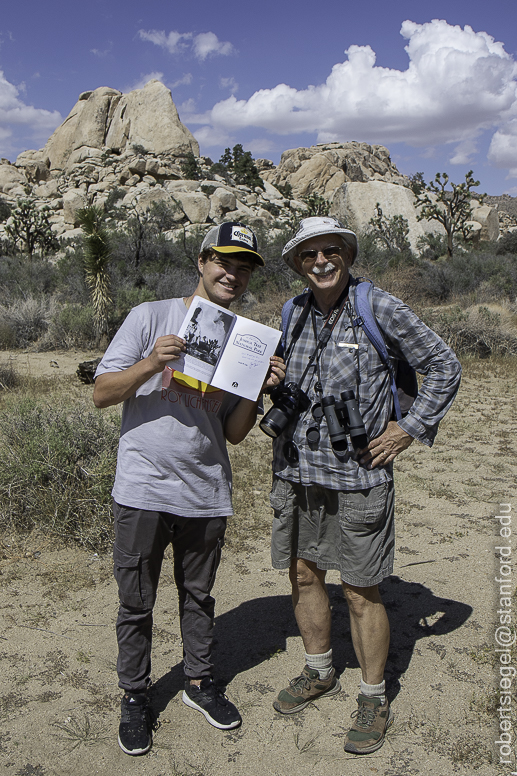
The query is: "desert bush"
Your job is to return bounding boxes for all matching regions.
[0,296,53,348]
[421,304,517,357]
[496,231,517,255]
[0,362,18,390]
[0,397,119,550]
[0,254,59,301]
[42,303,96,349]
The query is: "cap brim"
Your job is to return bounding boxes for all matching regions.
[213,246,265,266]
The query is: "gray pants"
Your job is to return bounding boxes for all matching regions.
[113,501,226,693]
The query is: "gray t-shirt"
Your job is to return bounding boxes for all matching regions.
[95,298,241,517]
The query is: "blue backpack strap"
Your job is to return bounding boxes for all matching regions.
[279,291,309,356]
[352,279,403,421]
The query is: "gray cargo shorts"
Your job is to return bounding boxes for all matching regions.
[270,477,395,587]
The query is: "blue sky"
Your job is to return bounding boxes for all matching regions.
[1,0,517,195]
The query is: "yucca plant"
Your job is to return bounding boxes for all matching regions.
[77,206,112,345]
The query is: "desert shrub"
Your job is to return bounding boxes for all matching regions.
[496,231,517,255]
[0,197,11,222]
[54,247,90,305]
[0,398,120,550]
[0,254,59,301]
[110,286,157,330]
[0,362,18,389]
[42,303,96,349]
[0,296,53,348]
[141,266,197,303]
[180,152,202,180]
[418,249,517,303]
[421,304,517,357]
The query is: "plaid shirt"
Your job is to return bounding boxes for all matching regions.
[272,276,461,490]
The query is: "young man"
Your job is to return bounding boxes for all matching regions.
[269,216,461,754]
[94,222,284,756]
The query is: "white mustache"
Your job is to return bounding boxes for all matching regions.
[312,262,335,275]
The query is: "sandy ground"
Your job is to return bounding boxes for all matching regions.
[0,355,516,775]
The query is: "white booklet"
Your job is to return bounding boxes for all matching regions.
[166,296,281,401]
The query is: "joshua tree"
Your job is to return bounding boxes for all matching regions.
[5,197,58,258]
[77,206,112,345]
[414,171,483,258]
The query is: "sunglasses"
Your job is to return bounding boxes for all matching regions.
[299,246,342,262]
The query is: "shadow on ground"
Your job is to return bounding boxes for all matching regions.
[150,576,472,715]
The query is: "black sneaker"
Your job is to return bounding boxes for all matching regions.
[182,677,242,729]
[118,692,153,755]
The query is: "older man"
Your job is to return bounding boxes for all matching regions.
[94,222,284,756]
[267,216,461,754]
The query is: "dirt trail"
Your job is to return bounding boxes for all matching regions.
[0,357,516,775]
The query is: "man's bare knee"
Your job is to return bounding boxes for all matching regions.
[342,583,382,616]
[289,559,326,589]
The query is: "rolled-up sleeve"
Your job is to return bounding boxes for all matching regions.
[376,296,462,447]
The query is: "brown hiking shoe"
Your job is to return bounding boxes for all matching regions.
[344,694,393,754]
[273,666,341,714]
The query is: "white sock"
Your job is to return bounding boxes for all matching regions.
[360,678,386,704]
[305,648,333,680]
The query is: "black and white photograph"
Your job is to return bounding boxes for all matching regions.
[183,302,234,367]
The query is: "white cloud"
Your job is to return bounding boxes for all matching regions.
[192,32,234,61]
[192,125,233,147]
[246,138,277,155]
[139,29,234,62]
[126,72,164,92]
[190,19,517,176]
[177,98,197,115]
[90,43,113,58]
[449,139,479,165]
[488,120,517,176]
[171,73,193,89]
[0,70,62,154]
[138,29,192,55]
[219,76,238,94]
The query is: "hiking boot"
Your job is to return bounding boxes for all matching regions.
[273,666,341,714]
[118,692,153,756]
[182,677,242,730]
[344,694,393,754]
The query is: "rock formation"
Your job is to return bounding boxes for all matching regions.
[0,81,506,247]
[261,142,408,198]
[16,81,199,174]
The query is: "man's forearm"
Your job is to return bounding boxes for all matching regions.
[93,358,159,408]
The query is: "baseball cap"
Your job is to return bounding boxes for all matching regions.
[201,222,264,266]
[282,216,358,275]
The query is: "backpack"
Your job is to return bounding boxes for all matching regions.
[280,279,418,421]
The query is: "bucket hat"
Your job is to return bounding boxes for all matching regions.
[282,216,358,275]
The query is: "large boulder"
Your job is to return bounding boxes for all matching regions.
[262,142,408,199]
[173,192,210,223]
[470,204,499,242]
[209,188,236,219]
[18,81,199,174]
[0,162,27,195]
[330,180,444,249]
[62,189,88,226]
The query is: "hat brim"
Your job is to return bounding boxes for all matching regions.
[213,246,265,266]
[283,229,358,276]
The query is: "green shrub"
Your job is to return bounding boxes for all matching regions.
[44,303,96,349]
[496,231,517,255]
[421,304,517,357]
[0,296,52,347]
[180,152,202,180]
[0,197,11,222]
[0,398,120,550]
